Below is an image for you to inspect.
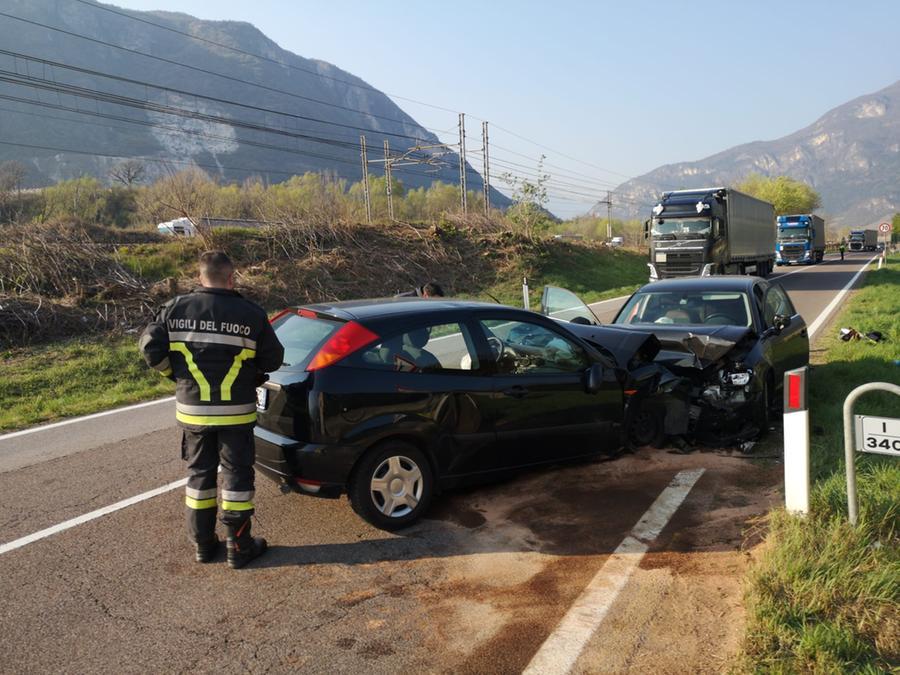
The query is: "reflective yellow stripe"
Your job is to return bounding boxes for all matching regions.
[176,411,257,426]
[185,496,217,510]
[220,348,256,401]
[222,500,254,511]
[159,368,172,377]
[170,342,211,401]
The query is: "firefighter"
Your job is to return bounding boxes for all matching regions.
[140,251,284,568]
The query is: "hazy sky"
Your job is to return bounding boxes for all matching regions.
[100,1,900,215]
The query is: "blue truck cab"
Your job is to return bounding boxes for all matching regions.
[775,214,825,265]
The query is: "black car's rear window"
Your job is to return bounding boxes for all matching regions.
[272,314,342,368]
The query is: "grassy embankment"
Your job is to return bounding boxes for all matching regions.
[741,256,899,672]
[0,230,648,431]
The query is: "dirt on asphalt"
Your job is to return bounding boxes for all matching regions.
[416,447,783,674]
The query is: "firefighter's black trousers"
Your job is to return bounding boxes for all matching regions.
[181,427,256,543]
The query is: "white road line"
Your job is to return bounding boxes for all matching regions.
[806,255,877,340]
[589,294,630,308]
[522,468,705,675]
[0,396,175,441]
[0,476,187,556]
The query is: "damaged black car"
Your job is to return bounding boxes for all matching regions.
[253,298,673,530]
[541,277,809,444]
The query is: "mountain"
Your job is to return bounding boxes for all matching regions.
[0,0,506,203]
[596,80,900,229]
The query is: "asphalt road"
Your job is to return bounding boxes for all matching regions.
[0,252,877,674]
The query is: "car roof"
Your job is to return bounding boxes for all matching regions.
[635,276,761,293]
[297,297,503,321]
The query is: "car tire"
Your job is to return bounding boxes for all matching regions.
[349,441,434,531]
[628,404,666,449]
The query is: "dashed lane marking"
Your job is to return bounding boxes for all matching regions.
[522,468,705,675]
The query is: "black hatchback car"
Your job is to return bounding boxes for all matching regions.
[254,298,665,530]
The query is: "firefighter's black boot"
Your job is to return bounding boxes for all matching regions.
[226,520,267,569]
[194,535,220,563]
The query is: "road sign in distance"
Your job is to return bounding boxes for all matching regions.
[879,222,891,233]
[855,415,900,457]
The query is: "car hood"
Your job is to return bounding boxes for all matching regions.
[565,324,662,369]
[603,324,755,369]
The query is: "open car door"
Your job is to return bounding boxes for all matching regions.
[541,286,601,325]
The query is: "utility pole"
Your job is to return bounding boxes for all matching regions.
[360,135,371,224]
[482,121,490,217]
[383,139,394,221]
[606,191,612,241]
[458,112,467,215]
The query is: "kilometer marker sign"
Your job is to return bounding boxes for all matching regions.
[855,415,900,457]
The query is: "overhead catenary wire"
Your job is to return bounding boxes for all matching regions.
[0,9,666,214]
[0,48,446,147]
[4,6,660,194]
[68,0,462,115]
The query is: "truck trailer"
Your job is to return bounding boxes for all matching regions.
[775,214,826,265]
[848,229,877,252]
[646,187,776,280]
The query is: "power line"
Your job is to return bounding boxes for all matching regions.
[69,0,461,115]
[0,47,441,147]
[0,12,459,150]
[0,98,432,180]
[15,5,660,192]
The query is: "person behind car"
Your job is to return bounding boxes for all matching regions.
[139,251,284,569]
[396,282,445,298]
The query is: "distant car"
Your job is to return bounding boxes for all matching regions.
[610,276,809,441]
[610,237,624,247]
[253,298,670,530]
[157,217,196,237]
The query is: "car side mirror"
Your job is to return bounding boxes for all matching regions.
[585,364,605,394]
[774,314,791,332]
[643,219,650,240]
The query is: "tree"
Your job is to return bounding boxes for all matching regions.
[108,159,146,186]
[502,155,552,238]
[734,174,821,215]
[0,160,27,195]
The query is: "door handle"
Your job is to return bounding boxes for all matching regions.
[502,385,529,399]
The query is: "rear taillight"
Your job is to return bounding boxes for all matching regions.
[307,321,379,371]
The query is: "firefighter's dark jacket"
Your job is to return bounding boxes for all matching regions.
[139,287,284,430]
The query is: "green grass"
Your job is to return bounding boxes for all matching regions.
[117,241,198,282]
[476,243,648,308]
[741,256,900,673]
[0,334,173,431]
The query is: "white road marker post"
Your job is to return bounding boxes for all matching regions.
[522,276,530,310]
[843,382,900,526]
[783,367,810,516]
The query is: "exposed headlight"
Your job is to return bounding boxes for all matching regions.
[727,372,751,386]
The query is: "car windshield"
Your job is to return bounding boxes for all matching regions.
[778,227,810,240]
[651,218,711,236]
[614,290,752,327]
